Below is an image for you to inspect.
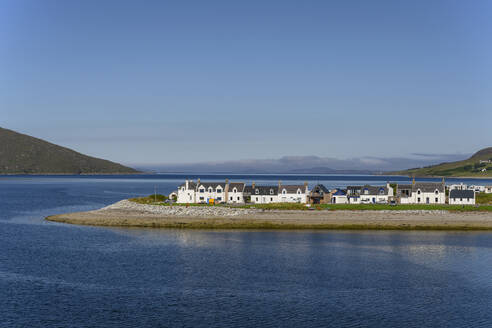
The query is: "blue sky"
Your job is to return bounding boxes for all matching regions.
[1,0,491,166]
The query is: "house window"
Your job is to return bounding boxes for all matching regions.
[237,197,240,201]
[364,189,368,195]
[182,188,185,191]
[255,189,259,195]
[271,189,275,195]
[417,197,421,203]
[230,196,233,200]
[256,197,259,201]
[208,188,213,193]
[217,197,222,201]
[200,189,204,193]
[233,188,237,193]
[460,198,462,201]
[417,190,421,195]
[379,188,384,195]
[200,196,204,200]
[216,189,222,193]
[270,197,273,201]
[435,198,438,203]
[282,189,286,194]
[297,189,301,194]
[435,190,439,195]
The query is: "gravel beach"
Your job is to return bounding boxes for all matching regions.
[45,200,492,230]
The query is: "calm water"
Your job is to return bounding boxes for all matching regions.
[2,174,492,327]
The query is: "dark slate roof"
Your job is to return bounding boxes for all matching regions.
[413,182,445,193]
[311,184,329,194]
[252,186,278,195]
[229,182,245,192]
[397,184,412,190]
[279,185,306,193]
[197,182,226,190]
[243,186,253,193]
[449,190,475,199]
[348,185,388,195]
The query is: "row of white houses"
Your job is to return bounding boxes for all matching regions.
[448,183,492,193]
[174,179,481,205]
[176,179,309,205]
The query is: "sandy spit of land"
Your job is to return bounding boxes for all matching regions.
[44,200,492,231]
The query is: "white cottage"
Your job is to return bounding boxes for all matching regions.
[196,182,227,204]
[397,181,445,204]
[226,182,246,204]
[278,183,309,203]
[449,190,475,205]
[346,184,393,204]
[177,180,197,203]
[249,185,279,204]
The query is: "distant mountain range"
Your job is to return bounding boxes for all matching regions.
[391,147,492,178]
[139,153,470,175]
[0,127,139,174]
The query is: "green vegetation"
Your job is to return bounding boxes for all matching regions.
[321,203,492,212]
[391,147,492,177]
[129,194,168,204]
[0,127,139,174]
[477,193,492,205]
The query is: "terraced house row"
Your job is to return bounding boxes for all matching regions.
[174,179,477,205]
[175,179,309,204]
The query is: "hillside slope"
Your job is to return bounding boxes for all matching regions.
[392,148,492,178]
[0,127,139,174]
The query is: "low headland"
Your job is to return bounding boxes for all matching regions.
[46,196,492,231]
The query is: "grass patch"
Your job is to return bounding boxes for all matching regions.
[477,193,492,205]
[319,204,492,212]
[128,194,168,204]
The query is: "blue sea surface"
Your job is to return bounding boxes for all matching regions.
[1,174,492,327]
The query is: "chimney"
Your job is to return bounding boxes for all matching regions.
[412,177,415,186]
[252,181,255,189]
[185,179,189,189]
[197,178,201,186]
[304,181,308,192]
[278,180,282,190]
[224,180,229,202]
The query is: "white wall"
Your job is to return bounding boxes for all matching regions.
[251,194,279,204]
[449,197,475,205]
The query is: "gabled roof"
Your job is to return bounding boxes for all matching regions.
[179,181,196,189]
[229,182,245,192]
[279,185,306,193]
[413,182,445,193]
[449,190,475,199]
[397,184,412,191]
[348,185,388,195]
[197,182,226,190]
[311,184,329,194]
[252,186,278,195]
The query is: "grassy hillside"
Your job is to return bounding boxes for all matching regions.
[392,147,492,178]
[0,127,139,174]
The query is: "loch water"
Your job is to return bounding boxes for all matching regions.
[1,174,492,327]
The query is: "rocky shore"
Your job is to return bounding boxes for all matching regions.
[45,199,492,230]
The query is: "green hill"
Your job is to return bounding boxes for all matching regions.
[392,147,492,178]
[0,127,139,174]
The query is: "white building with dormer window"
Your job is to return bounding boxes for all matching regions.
[176,179,247,204]
[278,183,309,203]
[397,181,445,204]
